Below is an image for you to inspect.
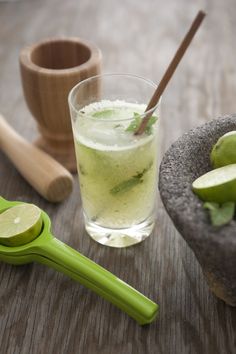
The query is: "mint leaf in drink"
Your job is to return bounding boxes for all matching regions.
[203,201,235,226]
[134,161,153,179]
[79,163,86,175]
[110,162,153,195]
[126,112,157,134]
[92,109,114,118]
[125,112,142,132]
[114,124,123,129]
[110,177,143,195]
[145,115,158,135]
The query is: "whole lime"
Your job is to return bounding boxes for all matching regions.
[211,131,236,168]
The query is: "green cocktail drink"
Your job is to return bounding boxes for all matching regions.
[69,74,160,247]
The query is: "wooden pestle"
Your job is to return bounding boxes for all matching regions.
[0,114,73,202]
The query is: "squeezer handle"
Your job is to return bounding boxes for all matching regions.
[36,237,158,325]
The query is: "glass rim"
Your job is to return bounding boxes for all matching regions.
[68,73,161,122]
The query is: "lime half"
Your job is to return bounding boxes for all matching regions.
[211,131,236,168]
[192,164,236,203]
[0,204,42,246]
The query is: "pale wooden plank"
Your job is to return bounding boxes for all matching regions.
[0,0,236,353]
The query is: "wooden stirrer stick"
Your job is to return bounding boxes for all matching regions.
[135,10,206,135]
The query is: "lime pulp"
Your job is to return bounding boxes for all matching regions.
[0,204,42,246]
[192,164,236,203]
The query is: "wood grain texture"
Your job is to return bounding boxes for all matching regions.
[0,0,236,353]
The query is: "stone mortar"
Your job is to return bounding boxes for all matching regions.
[159,114,236,306]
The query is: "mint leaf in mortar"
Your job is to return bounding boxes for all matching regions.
[204,201,235,227]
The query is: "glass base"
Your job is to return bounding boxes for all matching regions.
[84,216,155,248]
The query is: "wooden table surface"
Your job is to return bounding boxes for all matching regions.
[1,1,236,353]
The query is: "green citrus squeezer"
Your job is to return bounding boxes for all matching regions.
[0,196,158,325]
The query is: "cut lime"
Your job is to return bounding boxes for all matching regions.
[211,131,236,168]
[192,164,236,203]
[0,204,42,246]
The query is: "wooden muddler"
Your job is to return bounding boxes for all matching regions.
[0,114,73,202]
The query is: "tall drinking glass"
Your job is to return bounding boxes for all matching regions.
[68,74,160,247]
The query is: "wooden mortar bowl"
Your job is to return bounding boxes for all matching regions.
[19,37,102,172]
